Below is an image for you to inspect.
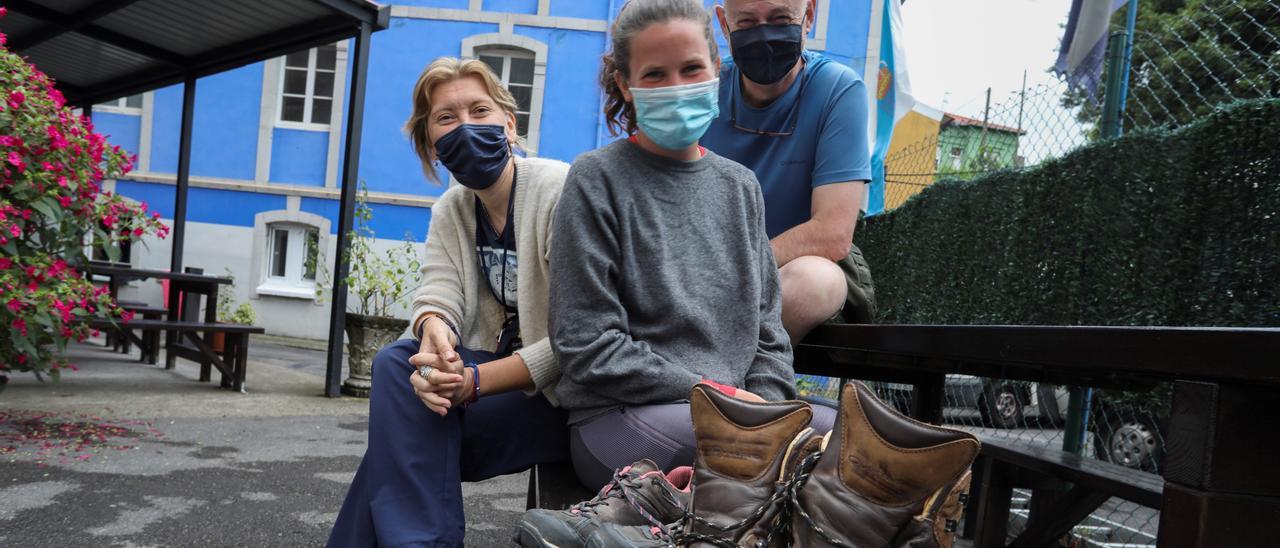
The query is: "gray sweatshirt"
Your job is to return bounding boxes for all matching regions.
[550,139,795,416]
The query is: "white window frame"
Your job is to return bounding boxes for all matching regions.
[276,45,338,131]
[949,147,964,170]
[93,93,145,115]
[476,48,535,138]
[251,211,330,300]
[462,33,548,155]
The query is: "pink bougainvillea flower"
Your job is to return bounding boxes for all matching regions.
[46,126,68,149]
[0,7,8,17]
[14,318,27,336]
[7,150,23,171]
[6,298,22,313]
[58,196,72,208]
[0,135,21,147]
[48,88,65,109]
[120,310,135,322]
[8,90,23,109]
[0,257,10,269]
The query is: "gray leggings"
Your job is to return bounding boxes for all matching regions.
[569,402,837,490]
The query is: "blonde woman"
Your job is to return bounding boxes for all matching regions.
[328,57,570,548]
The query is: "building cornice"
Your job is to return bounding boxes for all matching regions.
[122,172,438,208]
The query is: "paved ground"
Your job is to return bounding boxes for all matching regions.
[0,337,528,547]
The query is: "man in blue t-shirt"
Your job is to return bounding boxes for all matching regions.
[702,0,875,342]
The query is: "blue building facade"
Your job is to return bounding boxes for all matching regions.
[98,0,875,339]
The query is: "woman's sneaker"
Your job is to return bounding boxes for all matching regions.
[514,459,692,548]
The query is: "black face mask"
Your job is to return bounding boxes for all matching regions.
[729,23,804,85]
[434,124,511,189]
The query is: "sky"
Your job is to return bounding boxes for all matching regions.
[898,0,1073,115]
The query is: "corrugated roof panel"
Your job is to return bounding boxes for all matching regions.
[34,0,97,16]
[0,11,47,39]
[98,0,337,59]
[24,33,160,88]
[2,0,385,104]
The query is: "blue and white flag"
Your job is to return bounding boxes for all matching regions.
[868,0,914,215]
[1054,0,1129,98]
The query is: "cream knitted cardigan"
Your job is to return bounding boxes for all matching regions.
[410,156,569,405]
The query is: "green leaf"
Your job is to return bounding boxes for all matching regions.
[30,198,57,222]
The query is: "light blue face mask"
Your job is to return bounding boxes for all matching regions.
[630,78,720,151]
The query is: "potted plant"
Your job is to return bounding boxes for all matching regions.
[212,270,256,353]
[317,182,421,397]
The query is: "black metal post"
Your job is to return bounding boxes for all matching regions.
[170,76,196,274]
[324,23,372,397]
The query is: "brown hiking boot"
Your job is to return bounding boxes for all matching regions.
[587,385,821,548]
[515,459,692,548]
[681,383,817,547]
[790,382,980,547]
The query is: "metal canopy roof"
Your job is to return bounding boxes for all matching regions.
[3,0,388,106]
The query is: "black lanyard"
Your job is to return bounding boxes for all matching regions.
[475,164,517,311]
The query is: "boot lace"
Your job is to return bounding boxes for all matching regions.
[572,466,675,535]
[653,467,807,548]
[785,451,855,548]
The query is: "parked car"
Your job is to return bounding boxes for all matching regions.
[943,375,1068,428]
[1090,385,1172,473]
[867,377,1068,429]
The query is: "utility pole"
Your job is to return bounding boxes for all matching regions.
[1015,70,1026,166]
[977,87,991,170]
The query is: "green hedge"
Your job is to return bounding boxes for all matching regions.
[858,99,1279,327]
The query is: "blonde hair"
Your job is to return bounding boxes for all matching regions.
[404,57,524,183]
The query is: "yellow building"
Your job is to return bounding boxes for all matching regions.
[883,103,943,210]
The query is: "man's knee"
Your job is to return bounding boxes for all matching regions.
[779,256,847,314]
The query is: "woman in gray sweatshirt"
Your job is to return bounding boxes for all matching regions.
[546,0,833,492]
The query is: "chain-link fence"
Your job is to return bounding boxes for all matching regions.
[805,1,1277,545]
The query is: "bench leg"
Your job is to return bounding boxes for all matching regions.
[526,462,594,511]
[234,335,249,392]
[910,373,945,424]
[1008,485,1109,548]
[971,456,1013,548]
[1158,381,1280,546]
[164,331,176,370]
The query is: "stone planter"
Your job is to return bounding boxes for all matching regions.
[341,313,410,398]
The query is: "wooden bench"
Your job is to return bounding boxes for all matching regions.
[795,324,1280,547]
[108,302,168,362]
[89,318,264,392]
[970,436,1164,547]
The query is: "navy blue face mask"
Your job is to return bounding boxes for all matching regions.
[729,23,804,86]
[434,123,511,189]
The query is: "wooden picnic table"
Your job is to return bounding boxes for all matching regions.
[81,261,261,391]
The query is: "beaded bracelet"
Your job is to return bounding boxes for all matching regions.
[417,314,460,343]
[461,362,480,408]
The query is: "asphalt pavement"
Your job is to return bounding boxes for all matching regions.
[0,337,528,547]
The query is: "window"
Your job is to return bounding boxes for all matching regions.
[478,49,534,137]
[949,147,964,169]
[278,44,338,128]
[94,94,143,114]
[92,240,132,264]
[264,224,319,292]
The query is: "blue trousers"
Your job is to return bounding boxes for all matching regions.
[328,339,570,548]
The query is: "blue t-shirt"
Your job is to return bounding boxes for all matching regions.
[701,50,872,239]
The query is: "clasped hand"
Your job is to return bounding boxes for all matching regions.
[408,317,473,416]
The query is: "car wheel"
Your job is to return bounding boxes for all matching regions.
[980,382,1024,428]
[1094,413,1164,472]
